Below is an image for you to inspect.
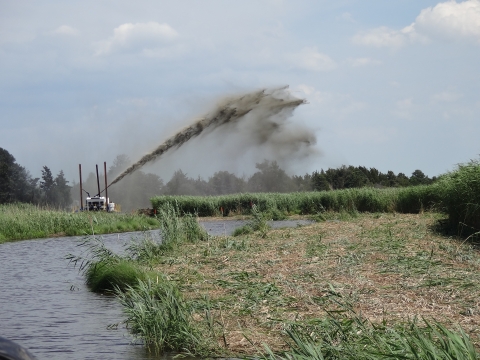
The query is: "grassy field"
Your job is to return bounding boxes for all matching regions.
[0,203,159,243]
[71,209,480,358]
[150,212,480,356]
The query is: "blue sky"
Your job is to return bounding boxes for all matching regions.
[1,0,479,181]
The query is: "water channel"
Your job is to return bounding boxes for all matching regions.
[0,219,311,359]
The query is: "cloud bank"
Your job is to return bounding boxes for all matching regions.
[95,21,179,55]
[353,0,480,48]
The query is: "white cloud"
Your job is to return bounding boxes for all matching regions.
[431,91,462,102]
[393,97,414,119]
[95,22,179,56]
[347,57,382,67]
[352,25,419,49]
[53,25,79,36]
[287,47,337,71]
[353,0,480,48]
[415,0,480,40]
[338,12,355,23]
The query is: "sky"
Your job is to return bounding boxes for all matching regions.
[1,0,479,183]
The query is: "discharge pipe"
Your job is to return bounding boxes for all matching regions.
[104,162,108,212]
[79,164,83,211]
[95,164,101,198]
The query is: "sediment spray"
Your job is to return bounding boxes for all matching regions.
[108,87,315,188]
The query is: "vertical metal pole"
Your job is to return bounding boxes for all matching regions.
[79,164,83,211]
[104,162,108,212]
[95,164,101,197]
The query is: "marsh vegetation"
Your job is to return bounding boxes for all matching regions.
[63,159,480,358]
[0,203,159,243]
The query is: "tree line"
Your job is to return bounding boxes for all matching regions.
[158,160,436,195]
[0,148,71,207]
[1,148,436,211]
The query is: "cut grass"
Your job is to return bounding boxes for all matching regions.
[151,212,480,356]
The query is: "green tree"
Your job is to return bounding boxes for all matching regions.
[163,170,198,195]
[311,170,331,191]
[345,168,369,188]
[40,166,56,205]
[247,160,295,192]
[397,172,410,187]
[383,170,398,187]
[208,171,246,195]
[0,148,39,204]
[55,170,72,208]
[410,169,430,186]
[108,154,131,179]
[0,148,16,203]
[292,173,313,192]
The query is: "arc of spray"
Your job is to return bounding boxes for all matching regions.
[106,87,305,190]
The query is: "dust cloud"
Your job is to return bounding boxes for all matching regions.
[109,87,317,187]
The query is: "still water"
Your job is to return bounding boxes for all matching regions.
[0,219,311,359]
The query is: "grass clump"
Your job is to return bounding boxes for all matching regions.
[233,205,270,237]
[156,203,208,250]
[86,259,148,293]
[67,234,154,293]
[116,278,206,355]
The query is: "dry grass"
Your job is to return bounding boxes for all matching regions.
[153,212,480,356]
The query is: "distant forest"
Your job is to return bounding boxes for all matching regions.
[1,148,437,212]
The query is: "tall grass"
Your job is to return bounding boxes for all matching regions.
[151,159,480,236]
[233,204,270,237]
[151,186,439,217]
[435,159,480,235]
[116,279,205,355]
[0,203,159,242]
[156,203,208,250]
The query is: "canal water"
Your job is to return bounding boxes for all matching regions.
[0,219,311,359]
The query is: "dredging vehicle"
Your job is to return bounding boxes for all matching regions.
[78,162,117,212]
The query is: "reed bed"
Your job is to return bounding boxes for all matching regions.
[435,159,480,235]
[152,158,480,236]
[151,185,439,217]
[0,203,159,242]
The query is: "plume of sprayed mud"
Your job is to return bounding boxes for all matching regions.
[109,87,314,187]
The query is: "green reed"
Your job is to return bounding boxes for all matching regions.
[151,186,439,217]
[0,203,159,242]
